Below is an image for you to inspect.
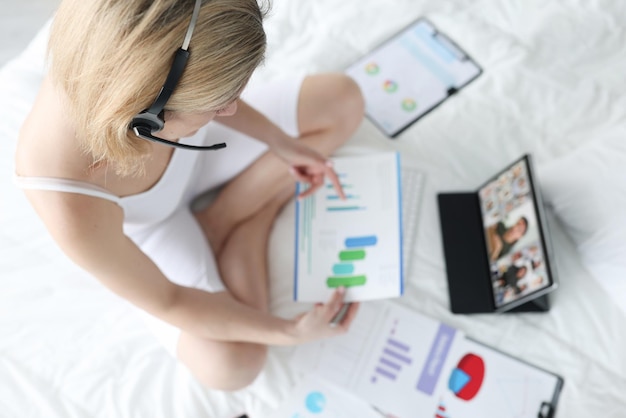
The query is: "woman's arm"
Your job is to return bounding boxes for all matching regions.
[215,99,344,198]
[215,99,287,149]
[23,190,354,345]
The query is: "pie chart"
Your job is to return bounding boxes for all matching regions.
[305,391,326,413]
[448,353,485,401]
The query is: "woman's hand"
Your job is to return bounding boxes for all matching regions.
[272,137,346,199]
[289,287,360,344]
[214,99,344,199]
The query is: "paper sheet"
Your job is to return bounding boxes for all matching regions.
[294,152,403,302]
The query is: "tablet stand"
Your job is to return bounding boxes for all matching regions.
[437,192,550,314]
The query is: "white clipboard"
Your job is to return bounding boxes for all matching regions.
[345,17,482,137]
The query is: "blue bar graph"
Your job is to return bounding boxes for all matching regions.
[413,24,456,63]
[327,206,366,212]
[345,235,378,248]
[400,35,455,87]
[327,194,359,200]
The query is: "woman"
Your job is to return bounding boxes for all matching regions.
[485,216,529,261]
[14,0,363,391]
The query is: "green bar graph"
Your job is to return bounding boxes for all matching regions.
[339,249,366,261]
[327,275,367,288]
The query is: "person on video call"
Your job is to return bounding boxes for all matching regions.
[14,0,363,391]
[495,265,530,305]
[486,216,529,261]
[494,264,528,292]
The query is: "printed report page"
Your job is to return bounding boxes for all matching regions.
[294,152,403,303]
[291,301,466,415]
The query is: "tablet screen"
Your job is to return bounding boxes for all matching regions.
[478,155,556,310]
[345,18,482,137]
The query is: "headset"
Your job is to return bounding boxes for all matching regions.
[130,0,227,151]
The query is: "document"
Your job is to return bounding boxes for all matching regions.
[292,302,563,418]
[346,18,482,137]
[269,376,381,418]
[294,152,403,303]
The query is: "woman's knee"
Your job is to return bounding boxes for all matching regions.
[219,343,268,390]
[217,241,269,310]
[178,337,268,391]
[299,73,365,137]
[326,73,365,124]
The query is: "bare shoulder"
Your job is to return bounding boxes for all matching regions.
[16,75,90,180]
[15,74,125,245]
[24,185,125,255]
[16,75,173,198]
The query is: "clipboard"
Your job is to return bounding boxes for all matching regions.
[291,301,564,418]
[345,17,482,137]
[452,337,564,418]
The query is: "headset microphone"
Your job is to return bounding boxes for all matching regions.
[132,125,227,151]
[129,0,227,151]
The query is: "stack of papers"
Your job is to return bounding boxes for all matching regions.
[273,302,562,418]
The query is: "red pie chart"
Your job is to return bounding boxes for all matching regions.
[448,353,485,401]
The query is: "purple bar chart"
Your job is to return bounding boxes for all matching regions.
[371,319,413,383]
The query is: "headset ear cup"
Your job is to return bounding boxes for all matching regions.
[131,110,165,132]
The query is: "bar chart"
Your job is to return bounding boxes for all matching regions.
[326,235,378,289]
[325,172,366,212]
[293,303,467,417]
[371,319,413,383]
[294,152,402,302]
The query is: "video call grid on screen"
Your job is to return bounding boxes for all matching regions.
[477,156,554,309]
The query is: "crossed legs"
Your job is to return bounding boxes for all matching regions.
[177,74,364,391]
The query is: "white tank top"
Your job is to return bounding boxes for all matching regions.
[14,126,209,230]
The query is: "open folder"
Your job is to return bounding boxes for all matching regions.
[292,302,563,418]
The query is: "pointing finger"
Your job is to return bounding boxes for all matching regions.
[325,161,346,200]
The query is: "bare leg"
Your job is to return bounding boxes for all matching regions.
[216,185,294,311]
[195,73,365,257]
[176,187,292,391]
[178,73,364,391]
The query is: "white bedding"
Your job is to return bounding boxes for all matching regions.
[2,1,626,417]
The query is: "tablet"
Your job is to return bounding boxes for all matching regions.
[345,17,482,137]
[478,155,558,312]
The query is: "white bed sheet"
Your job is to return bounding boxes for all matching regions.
[2,1,626,417]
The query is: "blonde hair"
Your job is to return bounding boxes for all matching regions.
[49,0,267,176]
